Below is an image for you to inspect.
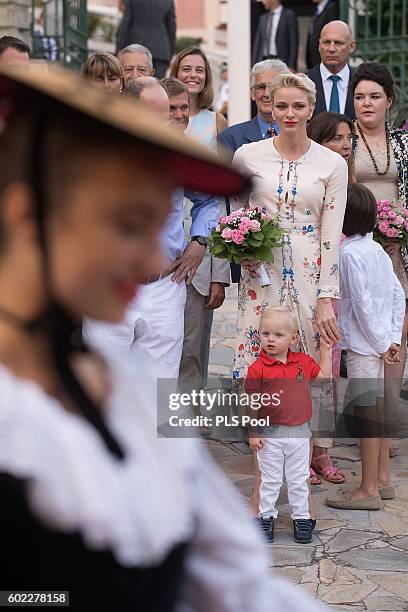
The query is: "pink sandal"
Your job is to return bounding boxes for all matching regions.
[311,453,346,484]
[309,467,321,485]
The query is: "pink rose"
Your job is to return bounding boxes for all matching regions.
[378,220,390,232]
[387,210,397,219]
[404,221,408,230]
[239,218,251,233]
[231,209,244,218]
[221,227,233,241]
[386,228,399,238]
[219,216,229,224]
[249,219,261,231]
[379,211,388,219]
[395,215,404,225]
[231,230,245,244]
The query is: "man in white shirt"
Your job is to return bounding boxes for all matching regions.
[252,0,299,70]
[307,20,356,120]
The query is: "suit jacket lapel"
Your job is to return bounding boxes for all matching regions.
[276,8,286,39]
[312,68,326,114]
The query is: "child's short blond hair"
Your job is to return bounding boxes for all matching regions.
[260,306,298,332]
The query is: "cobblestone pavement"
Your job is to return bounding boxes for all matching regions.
[207,285,408,610]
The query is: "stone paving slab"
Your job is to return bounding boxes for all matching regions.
[208,285,408,609]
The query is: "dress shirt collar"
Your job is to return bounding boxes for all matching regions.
[257,114,279,138]
[341,232,373,250]
[316,0,331,14]
[320,62,350,85]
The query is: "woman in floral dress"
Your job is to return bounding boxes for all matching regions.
[231,74,348,499]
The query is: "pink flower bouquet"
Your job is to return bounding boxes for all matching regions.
[374,199,408,247]
[209,207,283,286]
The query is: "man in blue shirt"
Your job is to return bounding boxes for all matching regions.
[84,77,220,379]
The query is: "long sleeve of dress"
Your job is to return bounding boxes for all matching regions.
[317,155,348,299]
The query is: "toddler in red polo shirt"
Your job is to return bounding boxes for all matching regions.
[245,306,332,544]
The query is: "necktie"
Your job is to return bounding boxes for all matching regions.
[329,75,341,113]
[265,127,274,139]
[263,11,274,57]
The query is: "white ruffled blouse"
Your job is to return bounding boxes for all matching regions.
[0,355,321,611]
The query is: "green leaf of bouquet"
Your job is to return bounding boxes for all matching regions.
[255,246,274,260]
[212,244,227,256]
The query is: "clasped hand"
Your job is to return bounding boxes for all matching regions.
[382,343,401,365]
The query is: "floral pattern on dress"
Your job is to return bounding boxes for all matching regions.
[303,257,321,285]
[231,140,347,385]
[330,263,339,277]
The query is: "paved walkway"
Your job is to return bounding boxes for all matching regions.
[206,286,408,610]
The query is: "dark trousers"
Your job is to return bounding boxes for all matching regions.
[153,59,169,79]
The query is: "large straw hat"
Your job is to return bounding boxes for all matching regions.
[0,64,249,197]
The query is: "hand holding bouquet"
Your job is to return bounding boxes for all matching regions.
[209,207,283,286]
[374,199,408,248]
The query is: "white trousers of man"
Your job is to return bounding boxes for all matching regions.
[258,424,311,520]
[84,276,186,380]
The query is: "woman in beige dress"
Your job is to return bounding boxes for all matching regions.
[352,63,408,457]
[231,74,348,508]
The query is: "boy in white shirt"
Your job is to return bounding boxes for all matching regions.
[327,183,405,511]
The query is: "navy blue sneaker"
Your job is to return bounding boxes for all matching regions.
[293,519,316,544]
[256,516,275,543]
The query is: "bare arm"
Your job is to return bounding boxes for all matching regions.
[317,338,333,379]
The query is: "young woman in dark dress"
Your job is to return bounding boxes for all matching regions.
[0,66,321,610]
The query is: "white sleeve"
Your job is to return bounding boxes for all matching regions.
[177,445,323,612]
[318,155,348,299]
[343,253,391,355]
[391,272,406,344]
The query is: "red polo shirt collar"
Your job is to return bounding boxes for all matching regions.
[259,349,298,367]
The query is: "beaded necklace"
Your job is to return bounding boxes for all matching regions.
[356,121,391,176]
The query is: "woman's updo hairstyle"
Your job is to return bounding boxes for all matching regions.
[269,73,316,106]
[350,62,394,102]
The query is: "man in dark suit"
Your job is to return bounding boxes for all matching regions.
[252,0,299,70]
[117,0,176,78]
[218,59,289,283]
[306,0,338,69]
[307,20,356,120]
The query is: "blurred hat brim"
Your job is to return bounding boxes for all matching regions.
[0,64,249,197]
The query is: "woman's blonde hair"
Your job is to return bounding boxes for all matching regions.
[81,52,125,90]
[170,47,214,110]
[269,73,316,106]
